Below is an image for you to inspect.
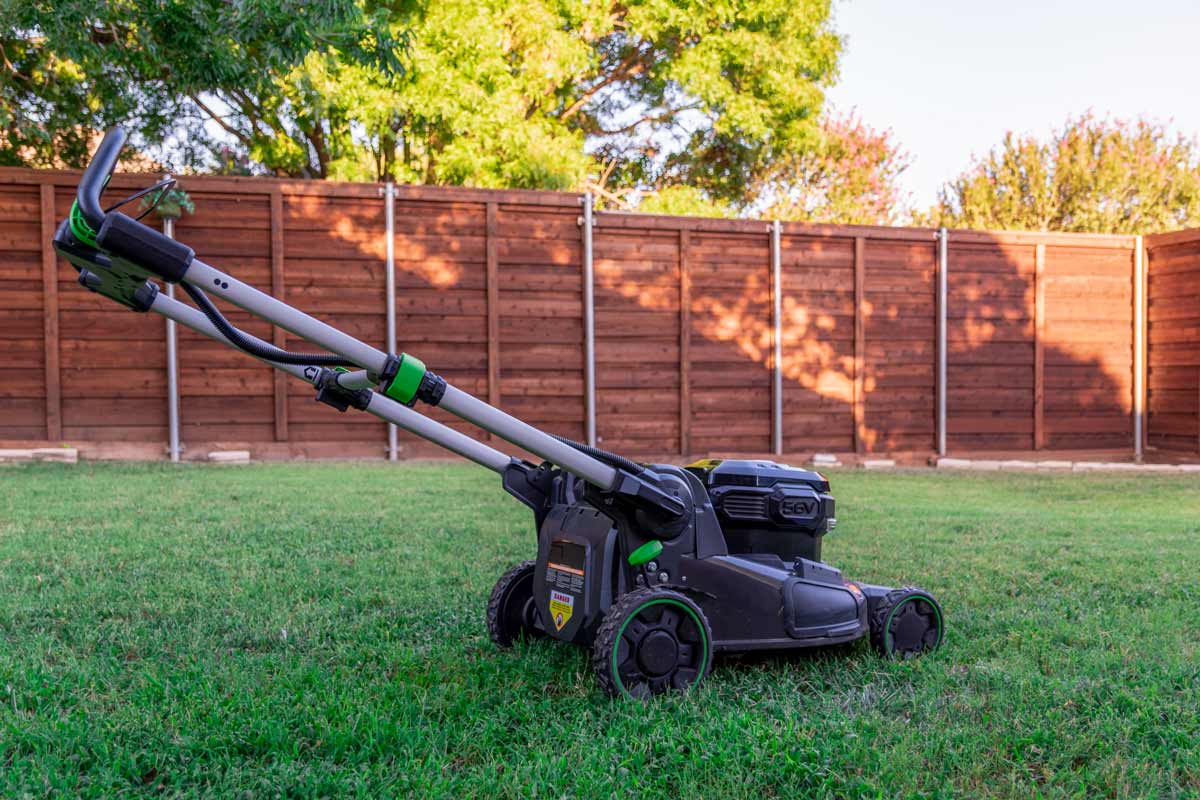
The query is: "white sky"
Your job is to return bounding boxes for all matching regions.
[826,0,1200,210]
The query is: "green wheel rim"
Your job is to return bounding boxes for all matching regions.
[883,593,943,655]
[611,598,709,700]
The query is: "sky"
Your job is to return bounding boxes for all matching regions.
[826,0,1200,210]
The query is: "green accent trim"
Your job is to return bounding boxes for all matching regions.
[383,353,426,405]
[883,593,944,654]
[611,598,709,700]
[627,540,663,567]
[69,200,98,246]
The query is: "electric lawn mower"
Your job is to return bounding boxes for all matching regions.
[52,128,944,699]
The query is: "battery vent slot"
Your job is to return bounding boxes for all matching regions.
[721,491,768,520]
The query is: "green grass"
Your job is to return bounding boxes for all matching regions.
[1,462,1198,798]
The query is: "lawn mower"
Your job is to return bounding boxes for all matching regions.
[52,128,943,699]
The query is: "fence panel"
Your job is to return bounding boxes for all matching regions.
[779,232,856,454]
[55,179,169,447]
[1146,230,1200,454]
[686,226,773,455]
[0,185,48,440]
[175,189,277,450]
[1042,244,1134,450]
[0,166,1153,461]
[592,218,683,455]
[945,238,1037,451]
[497,200,586,444]
[863,236,938,452]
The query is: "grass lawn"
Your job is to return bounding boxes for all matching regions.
[1,461,1198,798]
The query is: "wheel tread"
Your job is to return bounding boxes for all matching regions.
[869,585,943,657]
[486,559,538,648]
[591,587,712,699]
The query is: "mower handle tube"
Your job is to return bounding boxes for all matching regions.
[182,257,619,489]
[76,126,126,230]
[335,370,374,390]
[72,127,619,490]
[184,259,390,373]
[438,385,618,488]
[151,292,512,473]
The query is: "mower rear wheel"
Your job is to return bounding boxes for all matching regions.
[870,586,943,659]
[486,560,544,648]
[592,587,712,699]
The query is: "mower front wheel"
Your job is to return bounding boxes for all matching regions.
[486,560,544,647]
[869,586,944,659]
[592,587,713,699]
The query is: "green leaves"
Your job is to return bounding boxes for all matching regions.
[138,186,195,220]
[930,113,1200,234]
[2,0,403,173]
[2,0,843,199]
[753,113,911,225]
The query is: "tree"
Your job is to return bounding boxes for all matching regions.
[751,112,910,225]
[928,113,1200,234]
[637,184,732,218]
[2,0,842,197]
[1,0,403,173]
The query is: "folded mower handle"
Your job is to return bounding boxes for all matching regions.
[77,126,127,230]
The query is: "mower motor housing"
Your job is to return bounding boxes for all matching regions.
[511,458,874,654]
[685,459,835,562]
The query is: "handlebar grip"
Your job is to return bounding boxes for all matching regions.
[77,126,127,230]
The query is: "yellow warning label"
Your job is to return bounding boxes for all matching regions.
[549,589,575,631]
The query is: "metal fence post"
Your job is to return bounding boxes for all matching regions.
[384,182,398,461]
[771,220,783,456]
[163,215,181,462]
[1133,234,1144,461]
[581,193,597,447]
[937,227,948,458]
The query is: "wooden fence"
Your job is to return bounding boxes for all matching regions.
[1146,229,1200,454]
[0,168,1150,461]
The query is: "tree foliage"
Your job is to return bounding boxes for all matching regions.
[637,184,732,218]
[928,113,1200,234]
[751,113,910,225]
[2,0,843,203]
[1,0,402,171]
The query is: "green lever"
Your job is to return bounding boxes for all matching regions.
[627,540,663,566]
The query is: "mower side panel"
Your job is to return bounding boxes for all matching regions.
[533,503,618,645]
[679,555,868,652]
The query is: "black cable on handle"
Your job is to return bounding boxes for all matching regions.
[181,282,352,368]
[549,433,645,475]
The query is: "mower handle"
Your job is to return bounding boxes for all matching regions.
[76,126,128,230]
[72,126,195,284]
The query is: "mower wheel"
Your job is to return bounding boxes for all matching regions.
[869,586,943,659]
[592,587,712,699]
[486,560,544,648]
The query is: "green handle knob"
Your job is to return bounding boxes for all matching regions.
[627,540,663,566]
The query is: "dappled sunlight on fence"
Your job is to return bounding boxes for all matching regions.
[0,166,1164,460]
